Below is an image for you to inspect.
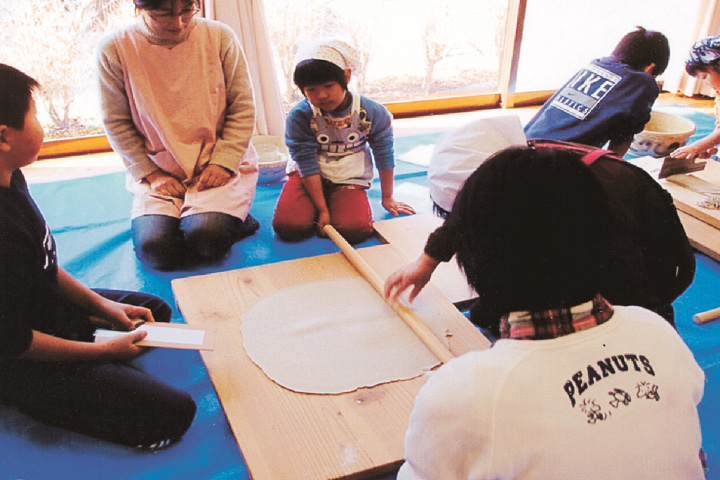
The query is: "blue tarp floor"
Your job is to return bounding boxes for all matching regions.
[2,105,720,480]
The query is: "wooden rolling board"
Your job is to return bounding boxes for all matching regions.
[659,160,720,262]
[171,243,490,480]
[662,159,720,230]
[678,210,720,261]
[373,213,477,305]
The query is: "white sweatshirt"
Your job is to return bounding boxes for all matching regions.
[398,305,705,480]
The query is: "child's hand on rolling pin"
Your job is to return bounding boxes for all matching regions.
[384,253,440,304]
[316,209,331,237]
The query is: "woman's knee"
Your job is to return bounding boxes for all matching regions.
[181,213,239,260]
[131,215,183,270]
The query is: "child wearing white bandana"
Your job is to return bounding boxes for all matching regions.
[671,35,720,160]
[272,39,414,244]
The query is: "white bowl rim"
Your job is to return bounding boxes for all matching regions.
[641,111,696,136]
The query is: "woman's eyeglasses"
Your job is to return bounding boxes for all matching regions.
[147,5,200,23]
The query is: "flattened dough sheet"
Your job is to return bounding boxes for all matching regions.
[241,277,448,394]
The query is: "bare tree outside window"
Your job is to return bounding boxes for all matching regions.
[421,1,453,94]
[0,0,507,141]
[263,0,507,107]
[0,0,135,139]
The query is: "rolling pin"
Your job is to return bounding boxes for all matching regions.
[693,307,720,324]
[323,225,455,363]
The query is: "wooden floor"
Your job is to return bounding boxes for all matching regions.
[656,92,714,113]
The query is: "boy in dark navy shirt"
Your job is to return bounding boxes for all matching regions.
[0,63,195,449]
[524,27,670,157]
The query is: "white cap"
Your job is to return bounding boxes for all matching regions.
[428,115,527,212]
[293,38,360,72]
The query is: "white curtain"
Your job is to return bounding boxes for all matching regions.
[665,0,720,97]
[204,0,286,137]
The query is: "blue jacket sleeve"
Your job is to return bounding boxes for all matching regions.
[285,100,322,177]
[362,96,395,171]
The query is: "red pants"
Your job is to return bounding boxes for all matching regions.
[272,172,374,244]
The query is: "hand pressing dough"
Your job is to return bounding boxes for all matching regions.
[241,277,448,394]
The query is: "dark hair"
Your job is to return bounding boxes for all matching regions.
[432,203,450,219]
[686,60,720,77]
[611,27,669,76]
[0,64,39,130]
[133,0,196,10]
[293,59,348,93]
[685,35,720,77]
[450,146,611,318]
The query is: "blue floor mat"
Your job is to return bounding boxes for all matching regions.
[0,135,435,480]
[3,110,720,479]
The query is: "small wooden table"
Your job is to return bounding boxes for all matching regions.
[374,213,477,306]
[172,243,490,480]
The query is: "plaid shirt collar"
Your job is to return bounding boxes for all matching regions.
[499,294,614,340]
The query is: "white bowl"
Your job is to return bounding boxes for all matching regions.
[252,136,289,183]
[628,111,697,157]
[258,159,287,183]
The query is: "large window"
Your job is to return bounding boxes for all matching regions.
[516,0,704,92]
[0,0,712,150]
[0,0,136,141]
[262,0,508,110]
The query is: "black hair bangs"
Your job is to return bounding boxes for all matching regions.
[293,59,348,92]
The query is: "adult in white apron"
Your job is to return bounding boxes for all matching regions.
[98,0,258,270]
